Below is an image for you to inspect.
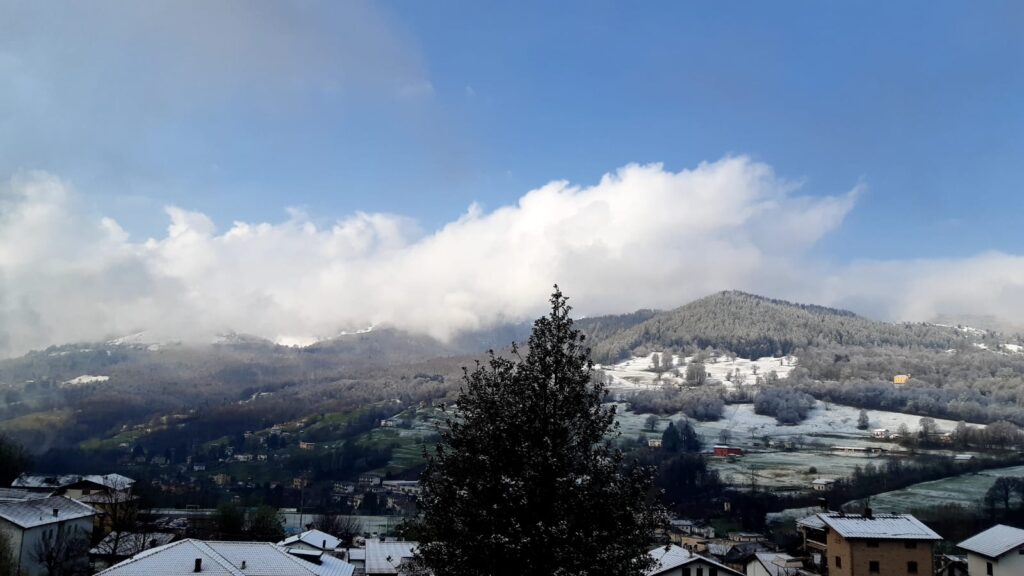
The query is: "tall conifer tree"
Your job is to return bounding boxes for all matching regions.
[413,288,664,575]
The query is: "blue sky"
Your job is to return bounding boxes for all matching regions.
[3,1,1021,259]
[2,1,1024,352]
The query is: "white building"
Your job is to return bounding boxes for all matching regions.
[279,529,343,554]
[95,539,355,576]
[647,544,743,576]
[0,495,96,576]
[958,524,1024,576]
[811,478,835,492]
[354,539,417,575]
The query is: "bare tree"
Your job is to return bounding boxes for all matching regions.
[32,524,90,576]
[94,477,143,557]
[310,513,362,545]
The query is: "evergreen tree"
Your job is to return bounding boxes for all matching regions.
[661,421,681,453]
[412,288,664,575]
[857,409,870,430]
[248,505,285,542]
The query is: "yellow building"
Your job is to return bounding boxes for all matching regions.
[893,374,911,385]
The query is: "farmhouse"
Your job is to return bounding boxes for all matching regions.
[893,374,911,385]
[871,428,889,439]
[797,509,940,576]
[811,478,835,492]
[713,445,744,457]
[957,524,1024,576]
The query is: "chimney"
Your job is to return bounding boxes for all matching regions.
[194,558,202,572]
[864,506,873,519]
[240,560,247,570]
[322,539,327,550]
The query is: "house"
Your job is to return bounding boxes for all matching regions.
[11,473,134,499]
[299,441,316,450]
[811,478,835,492]
[94,539,355,576]
[953,454,975,462]
[713,446,744,457]
[871,429,889,439]
[278,529,343,554]
[957,524,1024,576]
[358,473,383,487]
[647,544,744,576]
[669,518,715,539]
[893,374,911,385]
[0,495,97,576]
[649,438,664,448]
[745,552,802,576]
[797,509,941,576]
[89,531,177,571]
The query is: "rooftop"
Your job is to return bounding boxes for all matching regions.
[279,529,342,551]
[12,473,134,490]
[958,524,1024,559]
[95,539,354,576]
[647,544,741,576]
[0,495,96,528]
[364,540,417,575]
[816,512,941,540]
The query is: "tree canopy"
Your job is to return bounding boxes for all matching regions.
[412,288,664,575]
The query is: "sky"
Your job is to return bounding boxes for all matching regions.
[1,1,1023,356]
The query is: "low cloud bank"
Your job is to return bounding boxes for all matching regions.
[2,156,1021,357]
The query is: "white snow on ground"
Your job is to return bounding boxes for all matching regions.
[597,352,797,391]
[1003,343,1023,353]
[617,401,980,488]
[62,375,110,386]
[867,465,1024,512]
[275,335,321,348]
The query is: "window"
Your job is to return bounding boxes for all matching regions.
[682,569,690,576]
[987,561,993,575]
[696,568,703,576]
[905,541,917,549]
[710,569,717,576]
[835,556,841,568]
[866,540,879,548]
[908,561,918,574]
[869,560,880,573]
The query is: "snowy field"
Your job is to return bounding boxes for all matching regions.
[615,402,977,488]
[597,352,797,390]
[867,465,1024,512]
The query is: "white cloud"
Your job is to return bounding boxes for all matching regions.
[3,156,1023,358]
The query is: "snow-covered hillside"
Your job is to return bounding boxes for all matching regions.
[596,352,797,391]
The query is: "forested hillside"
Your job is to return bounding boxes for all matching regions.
[585,291,967,362]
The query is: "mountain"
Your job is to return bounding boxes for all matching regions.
[583,291,970,363]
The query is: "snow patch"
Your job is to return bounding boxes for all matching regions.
[596,352,797,391]
[62,375,110,386]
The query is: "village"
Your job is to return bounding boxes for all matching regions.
[1,468,1023,575]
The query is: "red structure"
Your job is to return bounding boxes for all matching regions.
[713,445,744,457]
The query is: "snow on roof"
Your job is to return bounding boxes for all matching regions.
[753,552,800,576]
[817,512,941,540]
[95,539,355,576]
[958,524,1024,559]
[811,478,835,485]
[364,540,417,575]
[279,529,342,550]
[90,532,177,556]
[0,495,96,528]
[0,487,42,502]
[796,514,825,530]
[647,544,742,576]
[12,472,134,490]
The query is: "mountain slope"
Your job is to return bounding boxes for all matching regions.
[585,291,968,362]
